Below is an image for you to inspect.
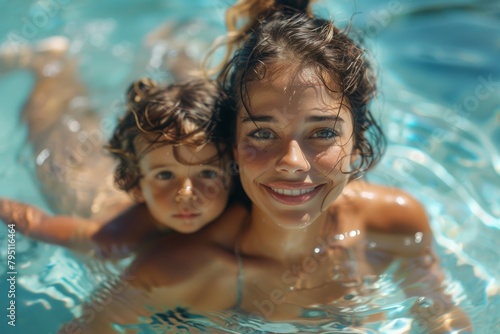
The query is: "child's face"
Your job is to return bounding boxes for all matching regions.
[135,140,230,233]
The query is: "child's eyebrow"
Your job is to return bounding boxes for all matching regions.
[147,163,175,171]
[147,163,222,172]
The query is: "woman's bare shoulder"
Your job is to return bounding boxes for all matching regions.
[119,230,238,310]
[343,180,431,235]
[130,235,227,282]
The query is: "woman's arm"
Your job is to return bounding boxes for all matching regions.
[396,248,473,333]
[57,234,230,333]
[362,185,473,333]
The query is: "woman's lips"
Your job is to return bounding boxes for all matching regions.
[262,183,324,205]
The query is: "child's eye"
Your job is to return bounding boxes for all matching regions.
[310,128,338,139]
[248,128,276,140]
[199,170,219,179]
[155,171,174,180]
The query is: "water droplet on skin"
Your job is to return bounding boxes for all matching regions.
[415,232,423,243]
[36,149,50,166]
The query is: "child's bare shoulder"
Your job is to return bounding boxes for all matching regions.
[343,181,431,235]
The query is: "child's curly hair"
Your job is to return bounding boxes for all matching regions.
[107,78,227,197]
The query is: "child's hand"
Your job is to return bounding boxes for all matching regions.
[0,198,47,235]
[1,198,100,253]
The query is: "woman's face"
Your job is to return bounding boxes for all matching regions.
[136,140,230,233]
[234,67,355,228]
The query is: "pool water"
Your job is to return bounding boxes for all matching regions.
[0,0,499,333]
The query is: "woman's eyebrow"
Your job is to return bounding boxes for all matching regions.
[241,115,277,123]
[305,115,344,123]
[241,115,345,124]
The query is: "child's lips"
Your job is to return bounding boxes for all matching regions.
[173,212,201,219]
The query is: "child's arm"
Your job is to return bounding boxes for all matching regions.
[90,204,166,259]
[58,233,230,333]
[0,198,162,259]
[0,198,100,253]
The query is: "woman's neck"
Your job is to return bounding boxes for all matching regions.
[240,206,333,264]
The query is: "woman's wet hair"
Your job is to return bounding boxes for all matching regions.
[107,78,227,196]
[216,0,386,180]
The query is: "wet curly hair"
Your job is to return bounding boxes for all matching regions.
[107,78,227,196]
[216,0,386,180]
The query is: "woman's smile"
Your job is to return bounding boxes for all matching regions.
[262,182,325,205]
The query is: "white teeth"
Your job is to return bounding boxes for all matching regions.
[270,187,316,196]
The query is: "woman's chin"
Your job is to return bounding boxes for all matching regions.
[272,212,320,229]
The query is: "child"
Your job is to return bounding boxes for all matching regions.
[0,77,234,259]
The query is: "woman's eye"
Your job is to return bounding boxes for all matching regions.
[310,128,337,139]
[155,171,174,180]
[199,170,219,179]
[249,128,276,140]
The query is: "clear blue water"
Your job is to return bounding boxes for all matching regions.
[0,0,499,333]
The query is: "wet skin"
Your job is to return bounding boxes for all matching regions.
[61,67,471,333]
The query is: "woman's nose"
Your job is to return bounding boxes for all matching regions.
[175,178,198,202]
[275,140,310,174]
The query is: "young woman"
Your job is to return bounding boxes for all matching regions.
[59,1,472,333]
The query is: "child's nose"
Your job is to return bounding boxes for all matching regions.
[175,178,198,202]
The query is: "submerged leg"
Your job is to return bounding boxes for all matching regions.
[2,37,132,220]
[16,37,90,141]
